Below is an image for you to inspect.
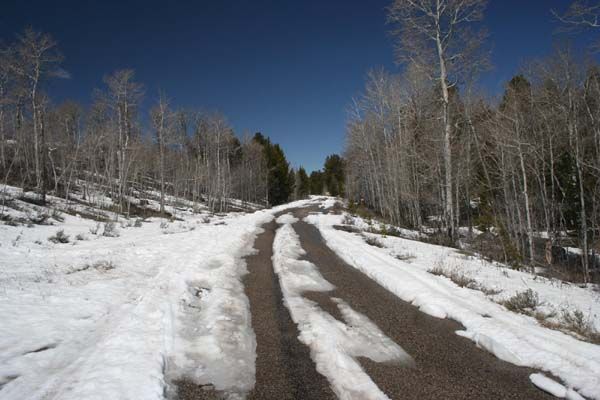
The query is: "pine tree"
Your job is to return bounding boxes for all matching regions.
[297,167,310,199]
[252,132,292,206]
[309,170,324,195]
[323,154,345,197]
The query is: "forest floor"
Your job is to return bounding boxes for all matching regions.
[0,188,599,400]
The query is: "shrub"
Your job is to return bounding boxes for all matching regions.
[561,310,600,343]
[503,289,540,313]
[4,217,20,226]
[29,213,50,225]
[48,230,70,244]
[364,235,385,248]
[429,263,446,277]
[92,260,115,272]
[75,233,86,241]
[428,262,481,289]
[89,222,101,235]
[51,209,64,222]
[102,222,119,237]
[448,270,476,288]
[342,214,354,226]
[394,252,416,262]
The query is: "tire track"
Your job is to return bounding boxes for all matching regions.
[243,219,336,400]
[291,206,553,400]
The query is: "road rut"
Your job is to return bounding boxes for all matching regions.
[290,206,552,399]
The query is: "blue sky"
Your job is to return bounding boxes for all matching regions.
[0,0,589,172]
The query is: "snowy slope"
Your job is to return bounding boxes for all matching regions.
[0,185,315,400]
[306,211,600,400]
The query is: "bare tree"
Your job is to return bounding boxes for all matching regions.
[554,1,600,28]
[554,1,600,51]
[102,69,144,212]
[388,0,488,241]
[10,29,62,200]
[151,92,171,214]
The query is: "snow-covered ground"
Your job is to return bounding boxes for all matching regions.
[3,190,600,400]
[306,210,600,400]
[0,185,315,400]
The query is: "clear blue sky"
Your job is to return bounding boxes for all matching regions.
[0,0,588,172]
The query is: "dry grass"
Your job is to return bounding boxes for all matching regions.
[429,263,475,288]
[535,309,600,345]
[428,262,502,295]
[502,289,540,313]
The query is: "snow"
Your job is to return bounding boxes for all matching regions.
[343,214,424,240]
[529,374,586,400]
[3,187,600,399]
[306,211,600,400]
[272,213,414,400]
[0,184,314,399]
[316,197,340,210]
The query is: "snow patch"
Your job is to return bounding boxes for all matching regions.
[529,374,585,400]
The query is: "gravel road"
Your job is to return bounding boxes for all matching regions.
[176,206,553,399]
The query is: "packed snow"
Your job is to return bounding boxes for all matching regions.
[272,213,414,400]
[529,374,586,400]
[305,211,600,400]
[3,189,600,400]
[0,185,315,400]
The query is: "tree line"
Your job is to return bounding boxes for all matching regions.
[0,29,309,213]
[344,0,600,281]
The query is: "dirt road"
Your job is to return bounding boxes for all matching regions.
[178,206,552,399]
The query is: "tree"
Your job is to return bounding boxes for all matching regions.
[253,133,292,206]
[498,75,536,265]
[388,0,488,241]
[323,154,345,197]
[11,28,62,201]
[102,69,144,212]
[309,170,324,195]
[151,92,172,214]
[296,167,310,199]
[554,1,600,52]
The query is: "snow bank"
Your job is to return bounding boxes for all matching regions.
[306,212,600,400]
[272,214,414,400]
[0,188,314,400]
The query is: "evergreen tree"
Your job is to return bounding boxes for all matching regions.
[309,170,324,195]
[252,132,293,206]
[288,167,297,200]
[323,154,345,197]
[296,167,310,199]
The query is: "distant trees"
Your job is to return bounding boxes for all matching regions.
[304,154,345,197]
[253,133,293,206]
[323,154,345,197]
[0,28,295,214]
[309,170,324,195]
[344,3,600,281]
[295,167,310,199]
[7,29,63,202]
